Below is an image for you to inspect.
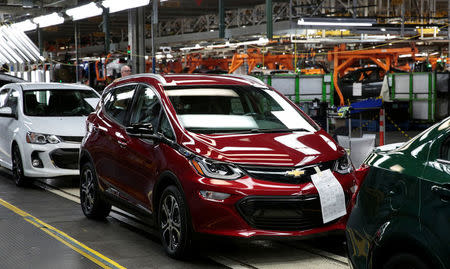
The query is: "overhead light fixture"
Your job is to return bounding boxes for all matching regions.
[101,0,150,13]
[297,18,374,27]
[66,2,103,21]
[33,12,64,28]
[12,19,37,32]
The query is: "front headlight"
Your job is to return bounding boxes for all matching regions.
[334,152,354,174]
[26,132,61,144]
[191,157,243,180]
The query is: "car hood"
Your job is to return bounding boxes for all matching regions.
[23,116,87,137]
[181,129,344,167]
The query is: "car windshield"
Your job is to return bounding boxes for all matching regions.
[165,86,318,134]
[23,89,99,117]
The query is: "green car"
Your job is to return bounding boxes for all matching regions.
[346,117,450,269]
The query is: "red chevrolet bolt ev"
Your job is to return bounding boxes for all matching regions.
[79,74,358,258]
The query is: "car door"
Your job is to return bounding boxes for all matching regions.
[113,84,165,210]
[420,127,450,268]
[0,87,19,169]
[93,84,137,196]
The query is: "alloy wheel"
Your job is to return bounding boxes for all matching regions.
[160,194,182,252]
[81,168,95,213]
[12,147,26,186]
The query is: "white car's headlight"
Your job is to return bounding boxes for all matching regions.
[334,152,354,174]
[190,157,243,180]
[26,132,61,144]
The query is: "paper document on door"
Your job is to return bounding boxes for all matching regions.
[310,169,347,223]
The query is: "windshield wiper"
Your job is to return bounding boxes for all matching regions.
[253,128,311,133]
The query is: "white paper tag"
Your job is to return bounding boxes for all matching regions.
[353,82,362,96]
[310,169,347,224]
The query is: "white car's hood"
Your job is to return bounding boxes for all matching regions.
[24,116,87,137]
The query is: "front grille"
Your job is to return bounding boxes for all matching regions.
[49,148,79,169]
[59,136,84,143]
[239,160,335,184]
[237,195,331,231]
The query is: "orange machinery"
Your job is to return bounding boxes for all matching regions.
[228,48,325,74]
[328,44,418,106]
[183,53,230,73]
[228,48,295,74]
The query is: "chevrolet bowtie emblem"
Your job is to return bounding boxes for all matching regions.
[285,169,305,178]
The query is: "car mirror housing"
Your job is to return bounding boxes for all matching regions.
[0,107,15,118]
[126,122,159,140]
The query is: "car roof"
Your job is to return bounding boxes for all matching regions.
[8,82,94,91]
[112,73,267,88]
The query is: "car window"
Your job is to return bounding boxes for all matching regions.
[440,136,450,161]
[104,85,136,125]
[159,113,175,140]
[0,88,18,113]
[23,89,97,116]
[0,88,9,107]
[166,86,317,134]
[7,89,18,113]
[129,86,161,129]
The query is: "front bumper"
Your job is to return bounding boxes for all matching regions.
[21,142,80,178]
[186,171,356,238]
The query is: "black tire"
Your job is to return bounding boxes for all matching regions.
[12,145,28,187]
[80,162,111,219]
[158,185,192,259]
[383,253,431,269]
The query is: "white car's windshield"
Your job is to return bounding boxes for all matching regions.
[165,86,318,134]
[23,90,99,117]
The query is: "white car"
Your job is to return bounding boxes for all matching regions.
[0,83,100,186]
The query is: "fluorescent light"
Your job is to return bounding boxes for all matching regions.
[66,2,103,21]
[12,19,37,32]
[33,12,64,28]
[297,18,373,27]
[102,0,150,13]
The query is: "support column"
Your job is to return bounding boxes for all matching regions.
[37,27,43,55]
[401,0,405,38]
[219,0,225,38]
[128,7,146,74]
[152,0,158,73]
[102,7,110,54]
[74,22,79,83]
[266,0,272,40]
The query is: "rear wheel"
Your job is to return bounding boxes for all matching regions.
[80,162,111,219]
[383,253,431,269]
[12,145,28,187]
[158,185,192,259]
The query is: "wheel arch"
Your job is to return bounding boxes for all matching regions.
[372,234,440,269]
[152,170,189,226]
[79,149,94,170]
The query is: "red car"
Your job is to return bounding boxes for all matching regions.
[79,74,358,258]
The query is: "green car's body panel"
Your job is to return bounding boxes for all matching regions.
[346,117,450,269]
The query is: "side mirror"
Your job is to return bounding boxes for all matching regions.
[126,122,159,139]
[0,107,15,118]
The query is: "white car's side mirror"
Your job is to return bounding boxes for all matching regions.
[0,107,15,118]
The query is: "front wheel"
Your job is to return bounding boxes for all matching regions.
[80,162,111,219]
[158,185,192,259]
[12,146,28,187]
[383,253,431,269]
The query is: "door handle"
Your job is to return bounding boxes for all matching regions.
[431,185,450,201]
